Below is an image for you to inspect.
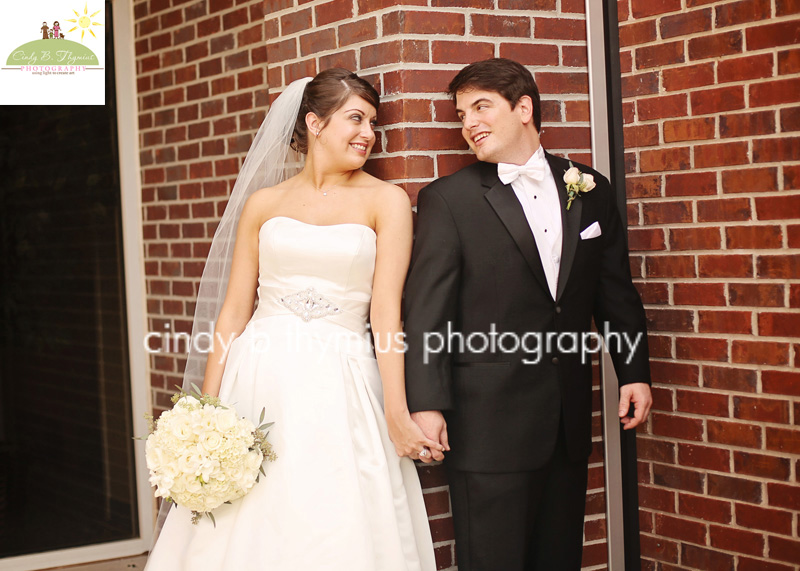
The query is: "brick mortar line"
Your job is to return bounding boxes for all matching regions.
[622,78,800,100]
[265,4,587,20]
[376,94,589,106]
[135,31,265,52]
[624,119,797,132]
[420,484,449,493]
[619,9,799,26]
[628,187,798,197]
[646,351,795,363]
[134,45,264,67]
[377,116,590,130]
[272,41,590,64]
[137,77,267,99]
[137,134,261,151]
[138,138,261,153]
[371,95,590,107]
[626,220,800,228]
[642,299,799,308]
[633,219,798,226]
[647,383,798,396]
[135,79,270,103]
[639,529,772,553]
[619,13,800,46]
[139,140,262,156]
[264,43,588,74]
[134,57,265,79]
[265,18,590,40]
[135,30,264,57]
[645,409,798,430]
[645,385,789,399]
[426,514,452,521]
[583,514,607,521]
[634,229,798,236]
[639,502,796,526]
[135,5,265,38]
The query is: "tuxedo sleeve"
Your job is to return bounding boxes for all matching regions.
[592,177,652,386]
[403,185,461,412]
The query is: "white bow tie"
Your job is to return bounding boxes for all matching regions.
[497,159,546,185]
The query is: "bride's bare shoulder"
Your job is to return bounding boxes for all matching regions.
[354,171,408,203]
[238,182,290,230]
[251,178,295,201]
[246,178,297,210]
[351,172,411,228]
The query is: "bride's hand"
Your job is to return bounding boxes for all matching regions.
[386,410,444,463]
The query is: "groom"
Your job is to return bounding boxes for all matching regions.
[404,58,652,570]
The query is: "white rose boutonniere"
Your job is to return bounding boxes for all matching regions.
[564,162,596,210]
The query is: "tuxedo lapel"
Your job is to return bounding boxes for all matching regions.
[549,152,582,302]
[482,166,550,296]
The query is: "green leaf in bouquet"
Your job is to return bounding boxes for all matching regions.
[208,512,216,528]
[190,382,204,400]
[259,408,266,424]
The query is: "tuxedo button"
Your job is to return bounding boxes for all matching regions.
[555,306,562,314]
[551,357,559,365]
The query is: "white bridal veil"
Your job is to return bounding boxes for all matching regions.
[152,76,313,541]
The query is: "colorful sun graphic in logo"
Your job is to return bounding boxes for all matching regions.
[66,2,103,42]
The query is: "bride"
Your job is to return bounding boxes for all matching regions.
[144,69,439,570]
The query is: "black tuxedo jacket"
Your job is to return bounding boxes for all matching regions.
[403,152,651,472]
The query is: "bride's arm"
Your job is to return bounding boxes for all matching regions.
[200,194,262,397]
[371,185,443,461]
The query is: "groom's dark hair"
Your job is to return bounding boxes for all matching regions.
[448,58,541,132]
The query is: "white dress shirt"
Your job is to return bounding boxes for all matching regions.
[499,146,562,300]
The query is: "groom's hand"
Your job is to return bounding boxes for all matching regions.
[619,382,652,430]
[411,410,450,461]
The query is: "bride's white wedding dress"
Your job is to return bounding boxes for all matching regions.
[145,216,436,570]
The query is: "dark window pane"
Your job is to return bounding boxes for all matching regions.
[0,0,139,557]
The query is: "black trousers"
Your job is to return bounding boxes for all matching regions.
[446,421,589,571]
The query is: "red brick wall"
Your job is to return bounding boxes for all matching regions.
[619,0,800,568]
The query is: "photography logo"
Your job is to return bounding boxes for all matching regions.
[5,2,103,75]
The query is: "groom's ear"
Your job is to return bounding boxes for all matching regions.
[516,95,534,126]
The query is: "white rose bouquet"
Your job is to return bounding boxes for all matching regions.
[143,385,276,525]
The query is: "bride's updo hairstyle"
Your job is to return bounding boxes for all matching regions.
[291,68,380,154]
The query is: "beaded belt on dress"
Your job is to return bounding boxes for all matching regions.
[251,286,368,334]
[278,287,341,322]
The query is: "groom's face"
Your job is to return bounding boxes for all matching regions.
[455,89,528,165]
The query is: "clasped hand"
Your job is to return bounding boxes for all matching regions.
[387,410,448,463]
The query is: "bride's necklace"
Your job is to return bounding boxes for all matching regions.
[315,183,338,197]
[312,173,351,197]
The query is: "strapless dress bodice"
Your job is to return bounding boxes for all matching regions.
[252,216,376,333]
